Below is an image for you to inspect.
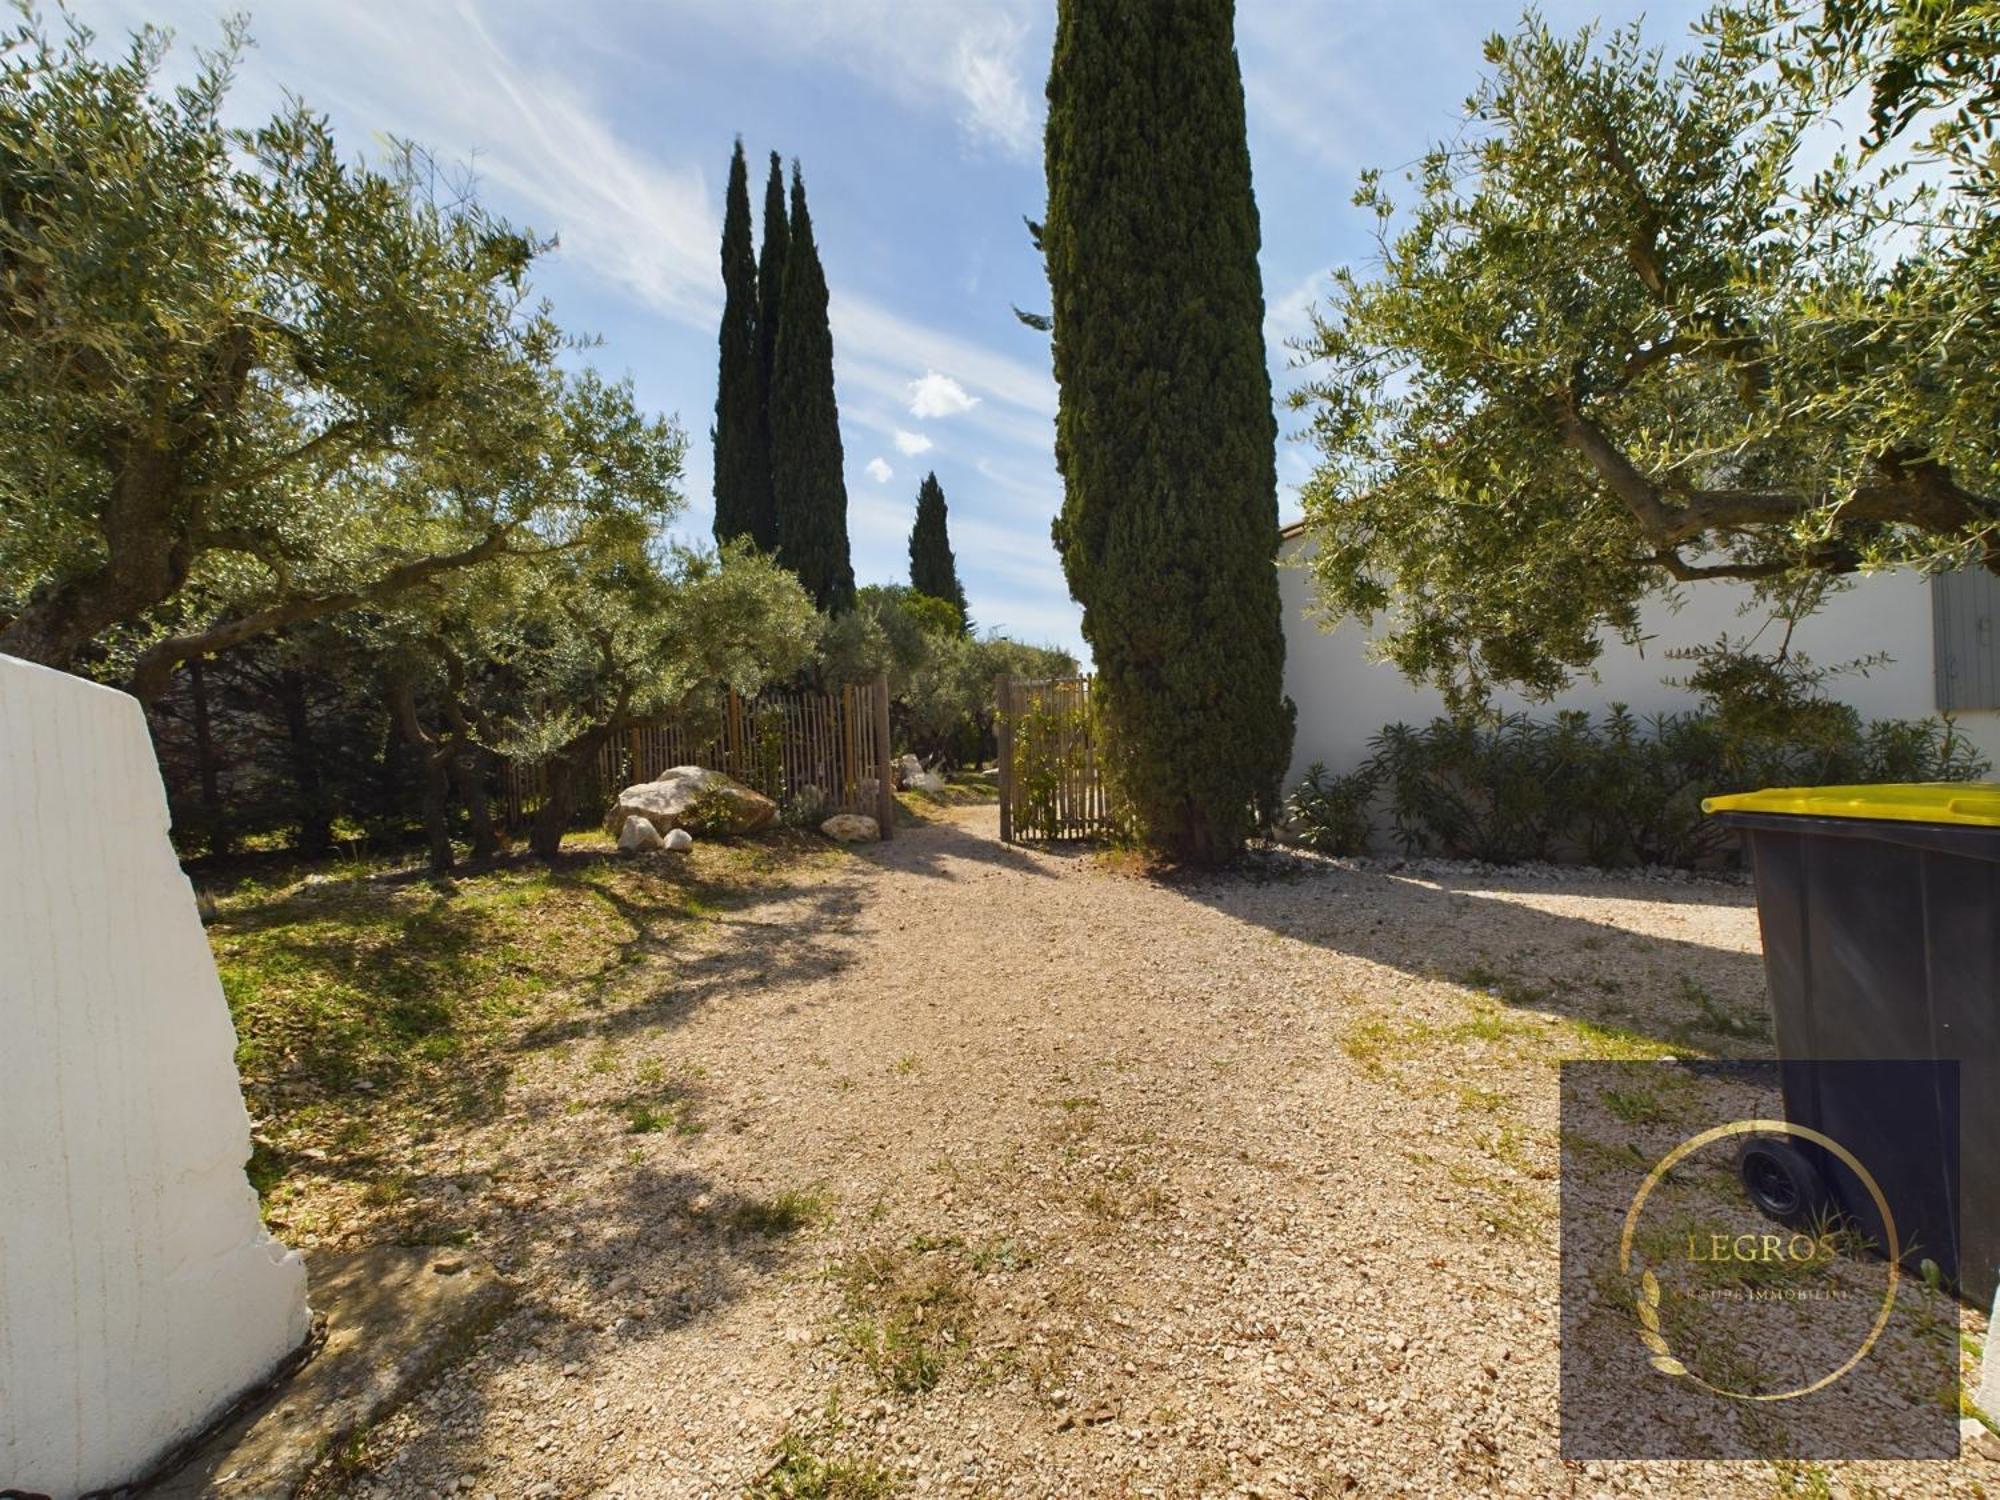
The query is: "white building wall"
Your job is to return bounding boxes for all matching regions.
[0,655,310,1497]
[1278,533,2000,785]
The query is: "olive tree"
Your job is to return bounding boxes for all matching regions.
[1293,1,2000,706]
[485,542,819,859]
[0,12,665,699]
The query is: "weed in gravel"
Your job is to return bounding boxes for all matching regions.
[1679,975,1769,1041]
[624,1097,699,1136]
[1340,1018,1401,1076]
[1422,1150,1550,1240]
[1457,1084,1509,1115]
[1768,1461,1836,1500]
[969,1236,1032,1273]
[838,1243,976,1395]
[749,1402,898,1499]
[361,1171,411,1207]
[1459,963,1550,1007]
[1602,1087,1667,1124]
[729,1189,828,1238]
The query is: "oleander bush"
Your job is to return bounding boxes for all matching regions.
[1286,700,1988,869]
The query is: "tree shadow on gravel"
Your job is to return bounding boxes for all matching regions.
[853,804,1070,882]
[321,1161,831,1495]
[510,877,871,1054]
[1161,850,1770,1060]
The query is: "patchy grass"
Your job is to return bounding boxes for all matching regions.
[838,1240,979,1395]
[728,1189,828,1238]
[750,1404,900,1498]
[203,831,833,1242]
[624,1096,701,1136]
[1679,974,1769,1041]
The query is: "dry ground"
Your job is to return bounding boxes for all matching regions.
[249,803,1990,1498]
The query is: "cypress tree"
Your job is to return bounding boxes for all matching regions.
[711,139,764,548]
[749,151,789,553]
[908,471,970,631]
[1042,0,1293,864]
[768,161,854,612]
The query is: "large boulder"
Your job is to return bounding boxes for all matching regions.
[607,766,777,838]
[820,813,880,844]
[894,753,925,788]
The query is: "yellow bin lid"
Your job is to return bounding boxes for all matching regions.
[1702,782,2000,827]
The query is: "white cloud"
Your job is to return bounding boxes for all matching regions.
[865,456,895,483]
[906,370,982,420]
[145,2,1058,445]
[951,19,1037,156]
[648,1,1043,159]
[892,428,934,456]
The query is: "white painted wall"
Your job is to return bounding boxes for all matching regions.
[1278,533,2000,784]
[0,656,309,1497]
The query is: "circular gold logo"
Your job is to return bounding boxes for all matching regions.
[1617,1118,1900,1402]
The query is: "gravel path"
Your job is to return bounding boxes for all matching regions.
[337,805,1992,1498]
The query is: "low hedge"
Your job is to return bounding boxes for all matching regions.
[1285,704,1989,868]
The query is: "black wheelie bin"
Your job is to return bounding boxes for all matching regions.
[1704,782,2000,1305]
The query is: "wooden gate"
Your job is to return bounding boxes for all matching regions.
[996,674,1118,842]
[503,676,896,836]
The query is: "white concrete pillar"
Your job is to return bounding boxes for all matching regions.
[1,655,309,1497]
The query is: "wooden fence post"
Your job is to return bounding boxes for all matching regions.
[995,672,1014,844]
[873,673,895,839]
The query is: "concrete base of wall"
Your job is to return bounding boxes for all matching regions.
[151,1248,513,1498]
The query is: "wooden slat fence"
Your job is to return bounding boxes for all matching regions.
[503,677,895,836]
[996,673,1118,842]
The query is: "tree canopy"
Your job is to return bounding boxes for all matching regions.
[1293,0,2000,706]
[0,11,681,702]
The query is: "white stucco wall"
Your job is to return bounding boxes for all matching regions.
[1278,533,2000,783]
[0,655,309,1497]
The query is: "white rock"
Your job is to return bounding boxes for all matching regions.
[895,753,925,788]
[0,654,310,1495]
[664,828,694,852]
[605,766,777,838]
[617,814,664,852]
[820,813,880,843]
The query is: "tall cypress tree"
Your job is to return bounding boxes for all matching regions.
[749,151,789,554]
[711,139,764,548]
[908,471,969,630]
[768,161,854,612]
[1042,0,1293,864]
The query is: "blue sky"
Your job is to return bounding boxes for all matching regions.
[83,0,1702,662]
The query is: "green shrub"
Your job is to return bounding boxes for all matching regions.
[677,786,744,838]
[1282,761,1378,855]
[1313,701,1987,869]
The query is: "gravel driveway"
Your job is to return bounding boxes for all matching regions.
[336,804,1991,1498]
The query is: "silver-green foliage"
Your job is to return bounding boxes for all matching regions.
[1293,2,2000,708]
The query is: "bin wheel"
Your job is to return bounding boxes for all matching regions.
[1737,1136,1832,1229]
